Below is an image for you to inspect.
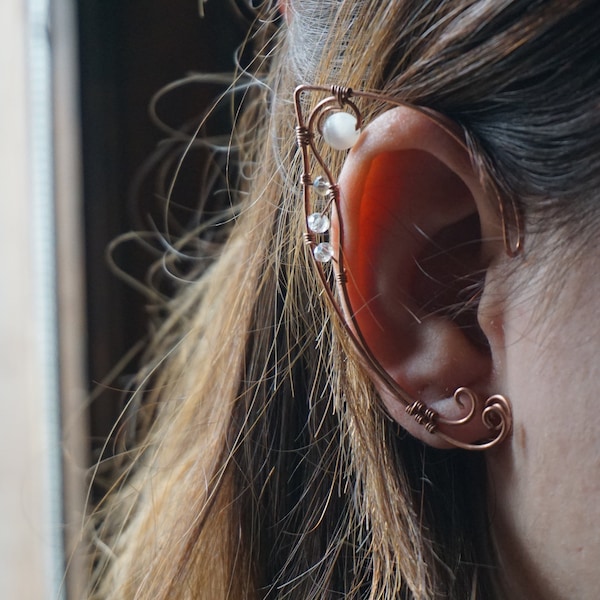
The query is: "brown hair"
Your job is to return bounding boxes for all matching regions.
[89,1,600,598]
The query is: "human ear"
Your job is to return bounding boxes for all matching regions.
[335,107,508,448]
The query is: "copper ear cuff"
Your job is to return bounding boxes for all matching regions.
[294,84,519,451]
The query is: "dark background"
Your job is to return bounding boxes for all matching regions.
[78,0,250,463]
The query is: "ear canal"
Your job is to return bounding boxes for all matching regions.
[335,107,505,448]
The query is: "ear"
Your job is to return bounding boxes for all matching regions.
[335,107,507,448]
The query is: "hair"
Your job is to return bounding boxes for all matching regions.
[87,1,600,599]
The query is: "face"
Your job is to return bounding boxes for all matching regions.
[483,239,600,600]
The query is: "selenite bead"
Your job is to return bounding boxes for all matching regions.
[321,112,360,150]
[307,212,331,234]
[313,242,334,263]
[313,176,330,196]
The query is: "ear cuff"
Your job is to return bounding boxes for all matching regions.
[294,84,519,451]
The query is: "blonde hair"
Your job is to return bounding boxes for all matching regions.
[89,1,600,598]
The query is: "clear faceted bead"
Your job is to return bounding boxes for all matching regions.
[313,176,330,196]
[307,212,330,234]
[322,112,360,150]
[313,242,334,263]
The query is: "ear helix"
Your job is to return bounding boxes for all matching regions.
[294,84,517,451]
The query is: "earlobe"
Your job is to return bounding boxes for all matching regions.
[335,107,507,448]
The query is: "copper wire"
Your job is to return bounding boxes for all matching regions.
[293,84,517,451]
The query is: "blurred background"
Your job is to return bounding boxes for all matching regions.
[0,1,248,597]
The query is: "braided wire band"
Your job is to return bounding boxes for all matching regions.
[294,84,518,451]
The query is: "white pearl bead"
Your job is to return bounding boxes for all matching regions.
[307,212,330,234]
[313,242,334,263]
[322,112,360,150]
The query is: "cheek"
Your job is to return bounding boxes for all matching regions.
[505,268,600,464]
[488,258,600,597]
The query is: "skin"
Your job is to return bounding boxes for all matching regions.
[333,101,600,597]
[482,240,600,600]
[336,106,600,597]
